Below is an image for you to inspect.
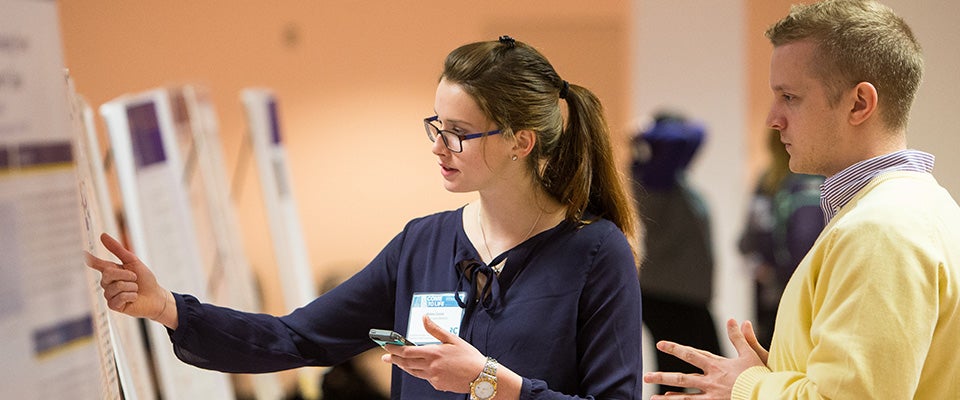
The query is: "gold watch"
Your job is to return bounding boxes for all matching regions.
[470,357,498,400]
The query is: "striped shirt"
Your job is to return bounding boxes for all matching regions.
[820,149,935,222]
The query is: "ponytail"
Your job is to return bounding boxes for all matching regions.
[541,84,643,262]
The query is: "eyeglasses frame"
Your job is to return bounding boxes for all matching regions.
[424,115,502,153]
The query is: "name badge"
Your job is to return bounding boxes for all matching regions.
[406,292,466,345]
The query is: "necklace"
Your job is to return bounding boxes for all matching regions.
[477,205,544,274]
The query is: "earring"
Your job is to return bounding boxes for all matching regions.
[511,155,518,161]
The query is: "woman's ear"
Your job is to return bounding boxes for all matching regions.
[849,81,878,126]
[512,129,537,157]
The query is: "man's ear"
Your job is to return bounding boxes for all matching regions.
[849,81,879,126]
[513,129,537,157]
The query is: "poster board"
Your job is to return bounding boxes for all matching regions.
[173,85,262,312]
[240,88,317,312]
[175,84,284,399]
[71,79,158,400]
[240,88,322,398]
[0,1,112,398]
[99,89,235,400]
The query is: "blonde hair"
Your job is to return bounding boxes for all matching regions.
[766,0,923,131]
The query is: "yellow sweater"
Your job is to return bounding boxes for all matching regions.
[733,172,960,399]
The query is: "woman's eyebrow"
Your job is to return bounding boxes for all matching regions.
[438,117,477,130]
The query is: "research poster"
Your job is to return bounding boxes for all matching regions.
[67,76,126,400]
[71,81,157,400]
[241,88,323,397]
[174,86,261,312]
[241,88,317,312]
[168,88,228,307]
[0,1,112,398]
[176,85,284,399]
[100,89,235,399]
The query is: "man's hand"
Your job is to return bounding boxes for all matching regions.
[643,319,767,399]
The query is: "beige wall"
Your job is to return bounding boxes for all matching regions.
[58,1,633,315]
[883,0,960,199]
[746,0,794,180]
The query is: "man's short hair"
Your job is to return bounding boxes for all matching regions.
[766,0,923,131]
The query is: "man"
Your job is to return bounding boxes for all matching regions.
[643,1,960,399]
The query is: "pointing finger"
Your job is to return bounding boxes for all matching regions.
[100,233,139,265]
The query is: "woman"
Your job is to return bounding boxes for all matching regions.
[88,36,643,399]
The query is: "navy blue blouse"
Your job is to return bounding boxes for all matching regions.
[169,207,643,399]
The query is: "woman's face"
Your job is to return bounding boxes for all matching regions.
[431,78,514,194]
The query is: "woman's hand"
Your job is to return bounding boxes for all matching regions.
[380,315,486,393]
[85,233,178,329]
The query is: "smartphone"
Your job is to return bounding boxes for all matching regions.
[369,328,417,347]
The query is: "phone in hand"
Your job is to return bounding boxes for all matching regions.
[369,328,417,347]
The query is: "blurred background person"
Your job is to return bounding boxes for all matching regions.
[316,271,390,400]
[738,129,824,348]
[631,112,721,395]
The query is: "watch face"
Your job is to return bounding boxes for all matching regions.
[475,381,495,398]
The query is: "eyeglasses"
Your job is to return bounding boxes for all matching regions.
[424,115,502,153]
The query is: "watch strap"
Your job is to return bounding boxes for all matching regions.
[470,357,498,400]
[482,357,498,376]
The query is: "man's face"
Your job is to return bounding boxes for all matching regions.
[766,40,848,177]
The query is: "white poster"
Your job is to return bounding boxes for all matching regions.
[241,88,323,398]
[240,88,317,312]
[174,85,262,312]
[71,79,158,400]
[0,1,110,399]
[100,89,234,400]
[176,85,284,399]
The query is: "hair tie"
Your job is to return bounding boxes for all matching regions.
[498,35,516,48]
[559,80,570,99]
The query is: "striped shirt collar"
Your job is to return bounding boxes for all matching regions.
[820,149,935,222]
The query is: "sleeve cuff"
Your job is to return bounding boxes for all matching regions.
[519,377,544,400]
[732,365,772,400]
[167,292,190,342]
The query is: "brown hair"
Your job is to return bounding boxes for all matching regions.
[441,37,642,262]
[765,0,923,131]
